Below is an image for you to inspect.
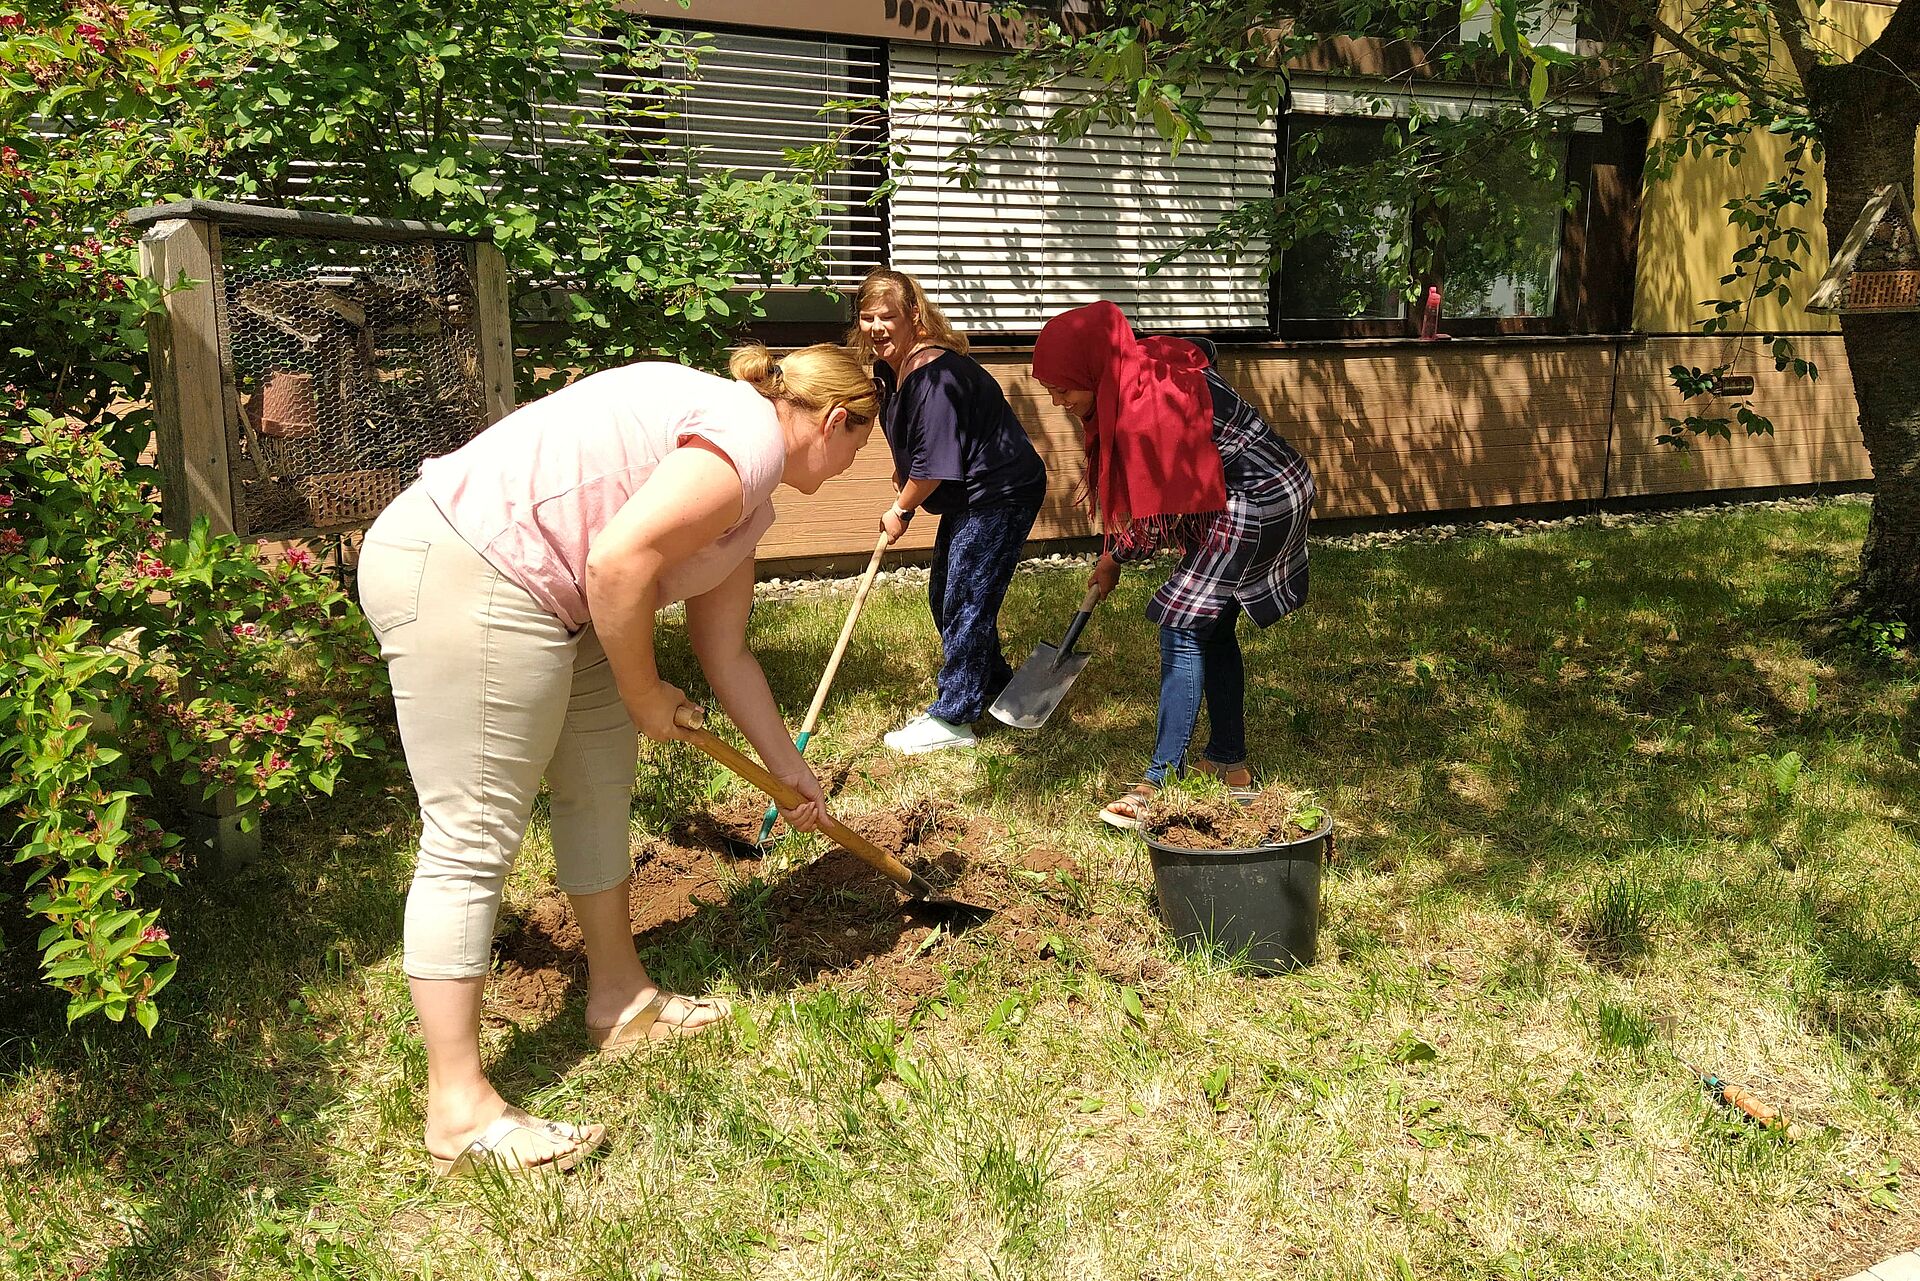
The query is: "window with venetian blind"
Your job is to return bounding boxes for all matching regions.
[576,25,886,293]
[886,44,1277,335]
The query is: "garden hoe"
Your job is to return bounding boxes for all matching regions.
[749,528,890,848]
[988,582,1103,729]
[673,705,994,928]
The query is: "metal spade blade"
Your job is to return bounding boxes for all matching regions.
[988,583,1103,730]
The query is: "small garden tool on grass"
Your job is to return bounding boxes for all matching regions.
[1684,1060,1802,1139]
[752,529,889,847]
[989,581,1104,729]
[674,705,994,927]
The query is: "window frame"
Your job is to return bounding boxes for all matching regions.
[1273,107,1579,340]
[712,27,1641,348]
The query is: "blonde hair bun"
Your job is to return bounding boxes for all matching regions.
[728,342,779,390]
[729,341,879,427]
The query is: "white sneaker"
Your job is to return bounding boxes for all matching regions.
[883,713,977,756]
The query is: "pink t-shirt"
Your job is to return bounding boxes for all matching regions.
[420,362,786,629]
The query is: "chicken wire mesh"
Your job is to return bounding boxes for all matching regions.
[216,231,489,538]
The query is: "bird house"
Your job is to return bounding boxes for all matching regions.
[1808,183,1920,315]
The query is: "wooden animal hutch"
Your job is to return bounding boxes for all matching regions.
[127,199,514,861]
[130,199,515,541]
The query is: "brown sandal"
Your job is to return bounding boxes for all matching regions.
[1099,783,1157,831]
[1191,758,1258,802]
[588,990,732,1056]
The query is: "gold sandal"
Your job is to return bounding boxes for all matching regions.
[588,990,732,1055]
[428,1107,605,1178]
[1099,783,1157,831]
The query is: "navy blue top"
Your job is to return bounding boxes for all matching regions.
[876,350,1046,515]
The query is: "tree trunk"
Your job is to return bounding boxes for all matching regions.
[1808,31,1920,623]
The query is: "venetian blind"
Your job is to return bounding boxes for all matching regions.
[888,45,1277,333]
[571,27,886,289]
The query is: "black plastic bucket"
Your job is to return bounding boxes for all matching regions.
[1143,816,1330,974]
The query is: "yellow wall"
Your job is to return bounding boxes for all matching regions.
[1634,0,1904,334]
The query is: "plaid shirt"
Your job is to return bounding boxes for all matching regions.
[1111,358,1315,630]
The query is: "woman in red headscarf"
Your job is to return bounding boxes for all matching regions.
[1031,301,1315,828]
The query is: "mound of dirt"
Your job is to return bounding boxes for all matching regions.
[489,799,1105,1022]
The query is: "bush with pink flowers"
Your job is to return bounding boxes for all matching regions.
[0,408,388,1030]
[0,2,223,459]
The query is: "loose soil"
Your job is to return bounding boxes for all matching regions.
[1144,788,1321,851]
[490,799,1140,1023]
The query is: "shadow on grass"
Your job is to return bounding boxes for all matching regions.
[0,787,418,1276]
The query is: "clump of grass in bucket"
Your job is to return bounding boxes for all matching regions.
[1145,776,1321,849]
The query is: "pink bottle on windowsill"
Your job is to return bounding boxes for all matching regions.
[1419,285,1450,341]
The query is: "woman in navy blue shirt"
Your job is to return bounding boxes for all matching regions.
[851,268,1046,755]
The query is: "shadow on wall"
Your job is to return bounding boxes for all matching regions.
[1633,120,1840,339]
[757,339,1872,566]
[882,0,1034,45]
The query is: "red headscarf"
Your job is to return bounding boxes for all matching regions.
[1031,301,1226,551]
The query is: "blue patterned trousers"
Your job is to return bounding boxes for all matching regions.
[926,495,1043,724]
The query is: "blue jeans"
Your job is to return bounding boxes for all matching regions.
[1146,599,1246,786]
[927,496,1043,724]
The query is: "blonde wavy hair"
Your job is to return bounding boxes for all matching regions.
[728,342,881,427]
[845,267,970,364]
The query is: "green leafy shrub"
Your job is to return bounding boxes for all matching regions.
[1,0,839,1025]
[0,1,223,456]
[3,2,835,415]
[0,409,389,1028]
[197,0,833,383]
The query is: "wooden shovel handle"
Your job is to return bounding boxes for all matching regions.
[798,529,889,736]
[673,705,914,888]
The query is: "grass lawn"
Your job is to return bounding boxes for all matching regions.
[3,496,1918,1280]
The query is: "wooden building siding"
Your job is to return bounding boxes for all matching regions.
[756,336,1870,566]
[1608,335,1868,496]
[1211,345,1616,516]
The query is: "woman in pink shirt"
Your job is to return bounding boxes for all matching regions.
[357,343,880,1177]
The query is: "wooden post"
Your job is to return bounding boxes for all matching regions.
[472,242,516,424]
[139,218,236,537]
[181,786,263,870]
[140,221,258,862]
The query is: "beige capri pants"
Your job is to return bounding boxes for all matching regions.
[358,485,639,980]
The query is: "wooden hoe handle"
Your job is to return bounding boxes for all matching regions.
[799,529,890,736]
[673,705,917,889]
